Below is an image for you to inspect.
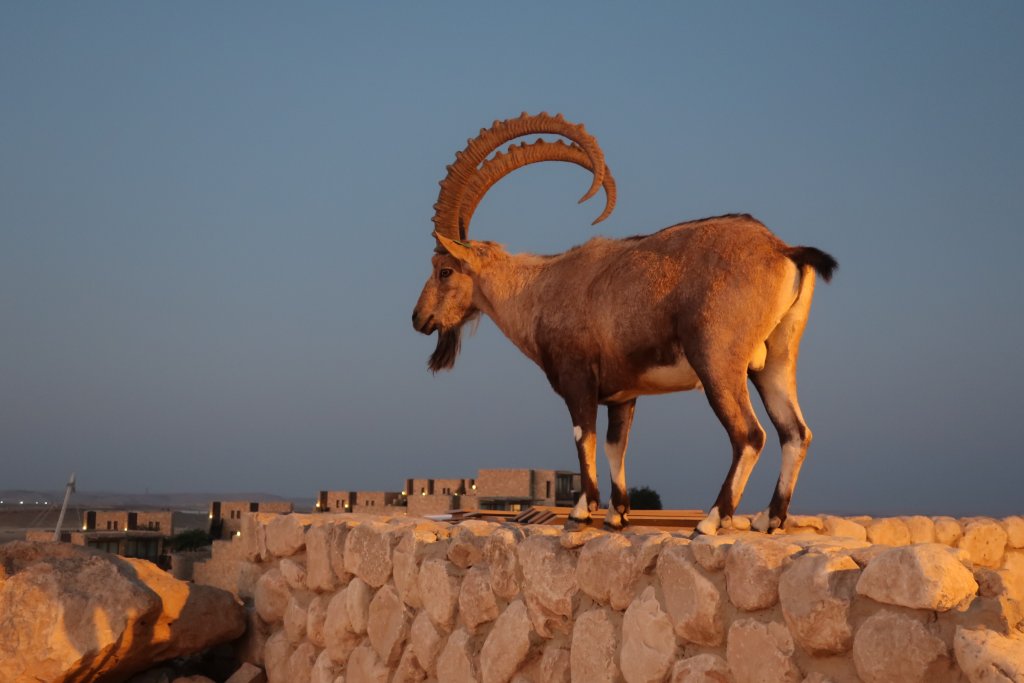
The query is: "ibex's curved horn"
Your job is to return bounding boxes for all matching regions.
[461,140,617,229]
[432,112,610,240]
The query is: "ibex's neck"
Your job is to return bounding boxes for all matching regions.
[473,253,551,365]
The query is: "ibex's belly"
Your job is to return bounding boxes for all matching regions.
[601,343,767,404]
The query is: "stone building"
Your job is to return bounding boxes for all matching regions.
[82,509,207,535]
[25,528,165,563]
[209,500,294,539]
[317,468,580,518]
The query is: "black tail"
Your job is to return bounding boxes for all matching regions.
[785,246,838,283]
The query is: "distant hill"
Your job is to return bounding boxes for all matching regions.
[0,490,308,512]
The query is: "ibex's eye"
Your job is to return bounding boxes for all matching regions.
[439,268,453,279]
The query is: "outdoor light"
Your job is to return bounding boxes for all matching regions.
[209,513,214,519]
[315,501,321,508]
[235,531,241,537]
[401,491,406,496]
[421,491,426,496]
[472,484,477,490]
[82,524,87,530]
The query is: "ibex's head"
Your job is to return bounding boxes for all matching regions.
[412,112,616,372]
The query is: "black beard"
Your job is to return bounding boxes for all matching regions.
[428,327,462,373]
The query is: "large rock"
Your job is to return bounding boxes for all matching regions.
[778,552,859,655]
[724,538,800,611]
[460,565,500,633]
[519,535,579,637]
[577,533,641,610]
[479,599,533,683]
[856,544,978,611]
[347,643,390,683]
[283,591,312,643]
[726,619,801,683]
[656,543,724,646]
[265,515,308,557]
[344,521,396,588]
[305,524,339,592]
[866,518,911,546]
[689,536,735,572]
[852,611,954,683]
[279,557,307,590]
[821,516,867,541]
[1003,516,1024,549]
[263,630,294,683]
[287,641,319,683]
[393,643,428,683]
[367,584,410,665]
[418,558,461,631]
[346,577,373,634]
[669,653,733,683]
[306,594,329,648]
[253,568,290,624]
[436,628,480,683]
[960,519,1009,569]
[620,586,676,683]
[448,521,497,569]
[485,526,524,600]
[322,589,359,664]
[953,627,1024,682]
[903,515,937,543]
[410,610,445,676]
[934,517,964,546]
[570,608,622,683]
[311,649,343,683]
[0,541,245,683]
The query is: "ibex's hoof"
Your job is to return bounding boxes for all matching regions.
[602,521,628,532]
[751,510,771,533]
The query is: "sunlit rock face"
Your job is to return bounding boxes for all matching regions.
[0,540,245,682]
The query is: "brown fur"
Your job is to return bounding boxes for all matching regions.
[413,213,835,534]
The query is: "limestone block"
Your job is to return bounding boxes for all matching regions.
[856,544,978,611]
[393,643,428,683]
[346,576,373,634]
[852,611,953,683]
[344,521,396,588]
[327,522,354,585]
[866,517,911,546]
[570,607,623,683]
[632,532,671,574]
[620,586,676,683]
[845,544,890,568]
[283,591,313,644]
[520,534,579,637]
[449,520,498,568]
[960,519,1009,569]
[577,533,641,610]
[347,643,390,683]
[323,589,359,664]
[726,619,801,683]
[480,600,534,683]
[393,549,423,609]
[263,630,294,683]
[311,649,343,683]
[669,653,733,683]
[822,515,867,541]
[690,535,735,572]
[306,594,329,648]
[903,515,937,544]
[724,538,801,611]
[305,524,339,592]
[225,662,267,683]
[266,514,308,557]
[532,640,571,683]
[239,514,265,561]
[254,568,291,624]
[411,610,445,675]
[280,557,307,591]
[436,628,480,683]
[1003,516,1024,549]
[784,514,825,533]
[954,627,1024,682]
[800,675,834,683]
[419,558,461,631]
[287,641,319,683]
[485,526,525,600]
[460,565,501,632]
[562,527,604,549]
[656,543,724,646]
[934,517,964,546]
[237,607,272,668]
[367,584,410,665]
[778,552,859,655]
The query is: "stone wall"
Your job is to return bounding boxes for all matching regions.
[193,512,1024,683]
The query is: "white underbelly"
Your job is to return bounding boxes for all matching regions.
[602,344,768,403]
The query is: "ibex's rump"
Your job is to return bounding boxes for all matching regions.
[412,113,837,535]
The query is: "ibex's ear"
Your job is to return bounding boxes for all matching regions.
[433,232,480,269]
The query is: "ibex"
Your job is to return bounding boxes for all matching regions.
[412,113,837,535]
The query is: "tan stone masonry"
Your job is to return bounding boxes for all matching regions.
[194,513,1024,683]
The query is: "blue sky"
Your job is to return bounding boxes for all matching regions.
[2,3,1022,515]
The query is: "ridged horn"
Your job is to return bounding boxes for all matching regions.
[432,112,610,240]
[461,140,616,229]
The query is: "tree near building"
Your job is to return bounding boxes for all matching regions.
[628,486,663,510]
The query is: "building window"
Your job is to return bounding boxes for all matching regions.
[154,521,160,531]
[546,481,551,498]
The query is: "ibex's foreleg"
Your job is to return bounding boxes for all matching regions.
[695,372,766,536]
[563,391,600,529]
[603,399,636,530]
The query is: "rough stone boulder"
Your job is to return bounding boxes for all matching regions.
[0,541,246,683]
[856,543,978,611]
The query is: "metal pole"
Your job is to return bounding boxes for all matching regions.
[53,473,76,542]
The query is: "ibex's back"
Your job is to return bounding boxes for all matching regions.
[412,113,837,536]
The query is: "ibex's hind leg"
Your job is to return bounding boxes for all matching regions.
[603,399,636,530]
[694,370,767,536]
[750,320,815,532]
